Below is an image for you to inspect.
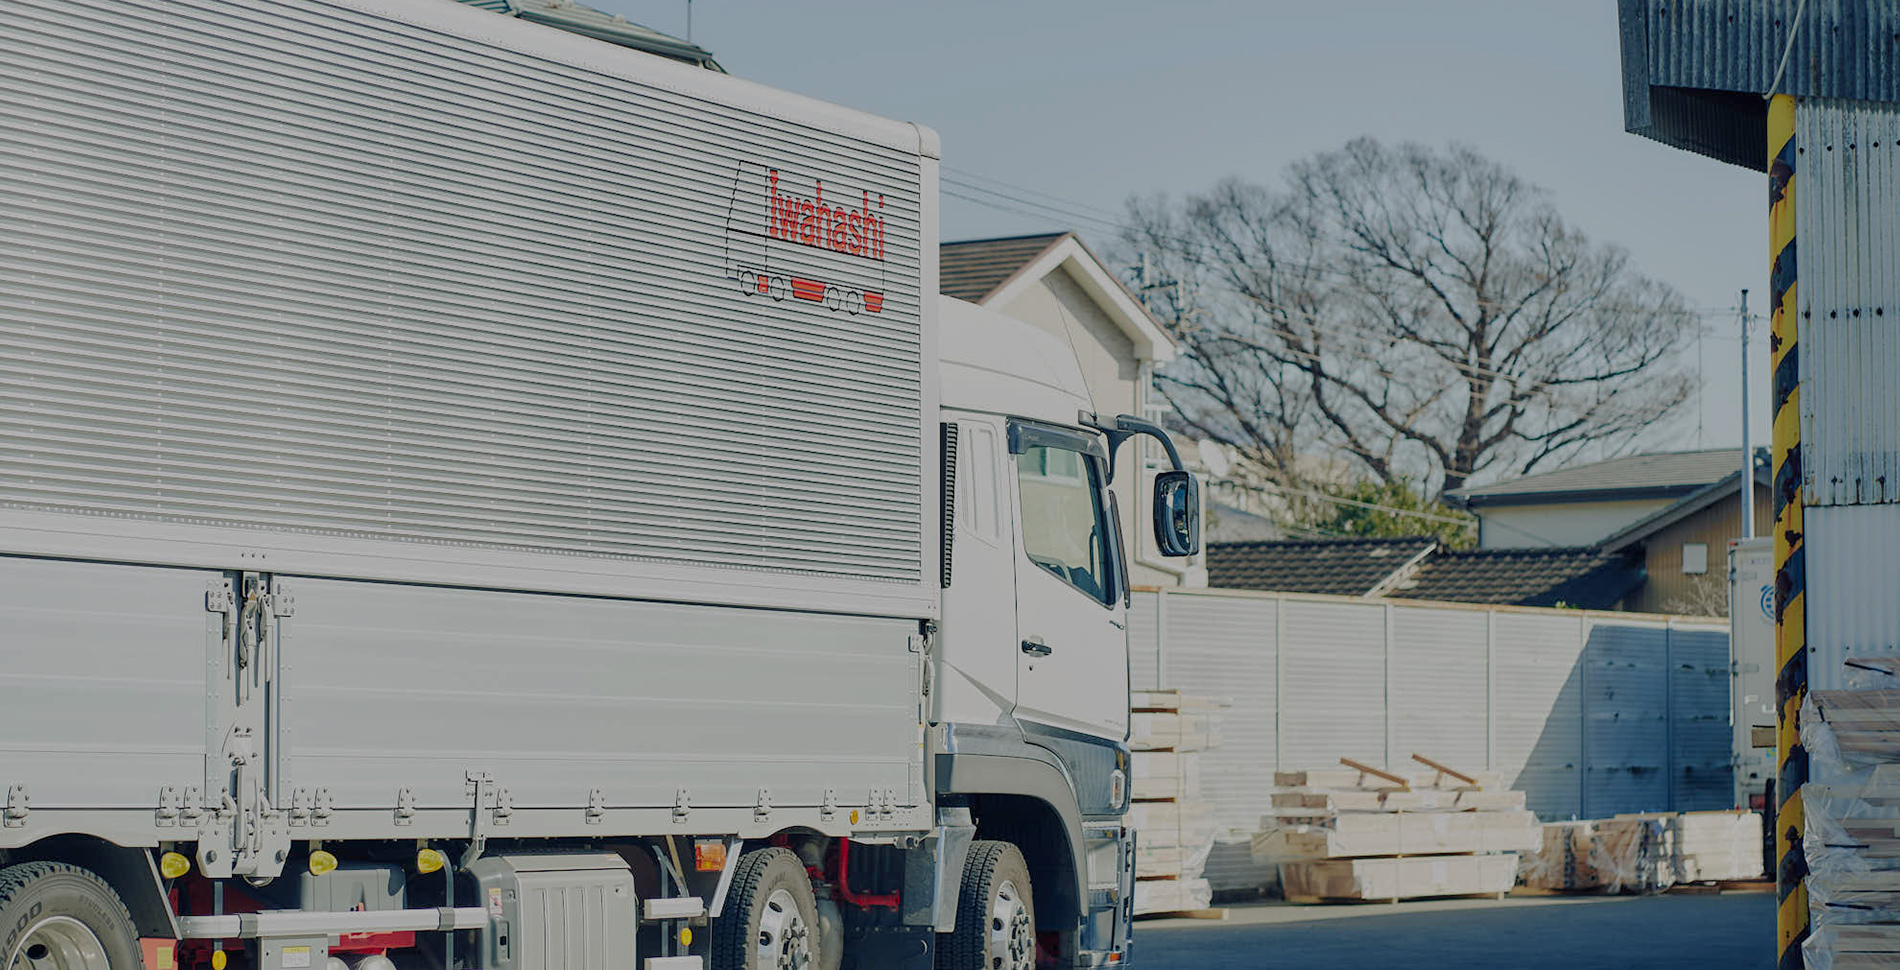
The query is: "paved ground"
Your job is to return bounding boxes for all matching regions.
[1134,891,1775,969]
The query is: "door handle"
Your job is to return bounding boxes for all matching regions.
[1020,637,1052,658]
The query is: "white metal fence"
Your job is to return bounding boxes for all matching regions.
[1129,587,1732,891]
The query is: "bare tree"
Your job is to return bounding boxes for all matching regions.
[1126,139,1696,496]
[1662,574,1730,618]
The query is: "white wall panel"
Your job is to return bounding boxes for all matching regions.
[1279,600,1386,770]
[1389,606,1489,771]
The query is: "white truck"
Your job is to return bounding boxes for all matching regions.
[1729,536,1775,877]
[0,2,1199,968]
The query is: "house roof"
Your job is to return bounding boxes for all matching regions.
[452,0,724,70]
[1449,449,1745,507]
[1618,0,1900,170]
[1205,537,1437,598]
[940,233,1067,303]
[1600,449,1771,552]
[940,232,1176,363]
[1389,548,1645,610]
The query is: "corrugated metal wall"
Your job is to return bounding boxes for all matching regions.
[1792,98,1900,692]
[0,0,930,598]
[1131,588,1732,891]
[1798,99,1900,508]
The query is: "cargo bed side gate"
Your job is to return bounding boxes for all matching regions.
[198,572,292,880]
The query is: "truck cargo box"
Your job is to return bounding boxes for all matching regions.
[0,0,940,618]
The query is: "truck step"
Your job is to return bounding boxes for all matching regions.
[645,958,703,969]
[642,898,707,921]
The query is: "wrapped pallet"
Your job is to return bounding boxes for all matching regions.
[1519,821,1601,891]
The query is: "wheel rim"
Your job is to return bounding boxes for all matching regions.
[755,887,813,970]
[988,878,1035,970]
[6,915,110,970]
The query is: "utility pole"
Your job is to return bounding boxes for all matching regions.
[1740,289,1754,538]
[686,0,693,42]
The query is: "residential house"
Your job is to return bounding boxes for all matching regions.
[1448,449,1753,550]
[940,232,1192,586]
[1598,452,1772,614]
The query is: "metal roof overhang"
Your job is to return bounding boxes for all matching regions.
[1617,0,1900,170]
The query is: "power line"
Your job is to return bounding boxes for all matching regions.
[941,172,1745,319]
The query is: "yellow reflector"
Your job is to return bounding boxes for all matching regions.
[307,850,339,877]
[210,950,228,970]
[693,840,727,872]
[849,810,860,825]
[416,849,447,875]
[678,927,693,947]
[158,852,190,880]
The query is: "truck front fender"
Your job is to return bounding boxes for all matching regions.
[935,751,1086,933]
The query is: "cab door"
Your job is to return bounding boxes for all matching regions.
[1008,422,1128,741]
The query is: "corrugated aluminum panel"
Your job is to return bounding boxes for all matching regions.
[1636,0,1900,104]
[0,0,928,602]
[1797,98,1900,507]
[1491,613,1585,820]
[1388,606,1488,772]
[1620,0,1900,169]
[1806,506,1900,689]
[1669,623,1736,811]
[1130,590,1280,893]
[1581,619,1670,816]
[1279,600,1385,769]
[1127,591,1162,691]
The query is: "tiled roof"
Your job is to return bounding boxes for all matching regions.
[1451,449,1744,504]
[1205,537,1437,597]
[1389,548,1644,610]
[939,233,1067,303]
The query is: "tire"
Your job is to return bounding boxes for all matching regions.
[940,841,1036,970]
[0,861,141,970]
[710,847,820,970]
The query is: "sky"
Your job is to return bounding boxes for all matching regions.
[592,0,1771,457]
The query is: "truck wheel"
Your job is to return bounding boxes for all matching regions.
[0,861,141,970]
[710,847,819,970]
[941,841,1035,970]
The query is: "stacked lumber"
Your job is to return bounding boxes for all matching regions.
[1590,814,1680,894]
[1520,811,1761,894]
[1675,811,1764,882]
[1128,690,1223,916]
[1520,820,1601,891]
[1253,755,1534,903]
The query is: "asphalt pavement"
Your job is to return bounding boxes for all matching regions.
[1133,891,1775,969]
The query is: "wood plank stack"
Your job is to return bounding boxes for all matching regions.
[1252,755,1534,903]
[1800,686,1900,970]
[1128,690,1223,916]
[1520,811,1762,893]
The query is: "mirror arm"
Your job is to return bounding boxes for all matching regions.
[1080,412,1187,483]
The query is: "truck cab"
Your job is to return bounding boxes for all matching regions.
[932,296,1198,966]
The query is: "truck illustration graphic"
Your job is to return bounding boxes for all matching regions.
[725,161,889,314]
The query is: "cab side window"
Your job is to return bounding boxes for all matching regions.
[1015,444,1111,604]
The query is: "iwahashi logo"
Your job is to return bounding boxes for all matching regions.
[725,162,890,315]
[768,169,887,263]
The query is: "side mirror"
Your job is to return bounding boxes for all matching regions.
[1153,470,1200,557]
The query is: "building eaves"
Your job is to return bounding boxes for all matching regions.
[1449,449,1744,506]
[939,233,1069,304]
[1618,0,1900,169]
[1599,449,1772,552]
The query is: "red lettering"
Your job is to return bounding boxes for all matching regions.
[759,170,887,262]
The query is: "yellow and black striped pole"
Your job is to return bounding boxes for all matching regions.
[1768,92,1808,970]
